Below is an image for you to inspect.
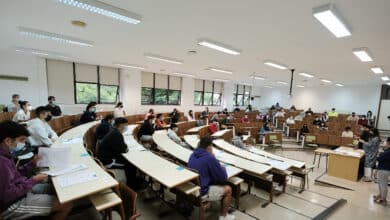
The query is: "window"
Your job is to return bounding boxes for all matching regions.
[194,79,223,106]
[233,84,251,106]
[141,72,182,105]
[74,63,119,104]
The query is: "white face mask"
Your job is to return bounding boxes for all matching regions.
[27,106,33,111]
[90,107,96,113]
[10,142,25,153]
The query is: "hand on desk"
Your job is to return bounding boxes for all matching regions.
[31,154,42,166]
[33,173,48,183]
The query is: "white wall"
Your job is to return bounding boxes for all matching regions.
[253,85,381,115]
[0,51,48,107]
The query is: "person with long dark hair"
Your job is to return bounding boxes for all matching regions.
[80,102,98,124]
[360,128,380,182]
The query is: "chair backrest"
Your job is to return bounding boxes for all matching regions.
[119,183,138,220]
[305,135,316,142]
[269,134,277,140]
[84,124,98,154]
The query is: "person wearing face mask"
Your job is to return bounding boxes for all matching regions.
[359,128,380,182]
[46,96,62,117]
[113,102,126,118]
[187,110,195,121]
[347,112,359,121]
[27,106,58,147]
[97,117,139,188]
[0,120,73,220]
[169,108,180,124]
[12,101,31,122]
[167,124,190,149]
[358,124,371,149]
[6,94,20,112]
[373,137,390,205]
[138,115,155,142]
[80,102,98,124]
[154,113,167,130]
[95,114,114,142]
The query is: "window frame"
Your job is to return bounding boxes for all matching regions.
[141,73,182,105]
[233,84,251,106]
[194,80,223,106]
[73,63,119,104]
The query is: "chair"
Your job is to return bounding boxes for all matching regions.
[119,183,139,220]
[268,134,282,148]
[304,135,318,149]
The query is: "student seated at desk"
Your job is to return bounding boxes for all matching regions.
[97,117,137,187]
[170,108,180,124]
[319,122,328,130]
[46,96,62,117]
[290,105,297,111]
[313,117,322,126]
[241,114,249,123]
[347,112,359,121]
[187,110,195,121]
[300,124,310,136]
[231,136,247,149]
[95,114,114,142]
[167,124,191,149]
[274,109,285,117]
[220,114,231,129]
[144,108,154,120]
[286,116,295,125]
[211,112,221,122]
[155,113,167,130]
[222,108,228,115]
[80,102,98,124]
[373,137,390,205]
[27,106,58,147]
[341,126,354,138]
[197,115,206,126]
[138,115,155,142]
[305,107,314,116]
[0,121,72,220]
[188,136,234,220]
[6,94,20,113]
[208,119,219,134]
[358,115,369,126]
[327,108,338,117]
[201,107,209,117]
[113,102,126,118]
[12,101,31,122]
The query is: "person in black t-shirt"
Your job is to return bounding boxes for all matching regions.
[80,102,98,124]
[358,124,371,149]
[46,96,62,116]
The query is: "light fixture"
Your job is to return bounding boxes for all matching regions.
[321,79,332,83]
[264,60,288,70]
[214,78,229,82]
[208,67,233,74]
[381,76,390,81]
[264,85,273,88]
[251,76,265,80]
[277,81,288,85]
[312,3,351,38]
[296,85,305,88]
[298,72,314,78]
[371,67,384,74]
[15,47,70,59]
[56,0,141,24]
[144,54,183,64]
[353,48,373,62]
[19,27,93,47]
[113,62,145,70]
[335,83,344,87]
[171,72,195,78]
[387,82,390,86]
[197,39,240,55]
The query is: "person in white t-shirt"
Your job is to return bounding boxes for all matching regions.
[113,102,126,118]
[286,116,295,125]
[12,101,31,122]
[27,106,58,147]
[187,110,195,121]
[341,126,354,138]
[7,94,20,112]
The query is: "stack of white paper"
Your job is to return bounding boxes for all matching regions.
[43,163,87,176]
[62,137,83,144]
[38,147,71,170]
[57,170,98,187]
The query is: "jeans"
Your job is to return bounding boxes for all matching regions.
[378,170,390,200]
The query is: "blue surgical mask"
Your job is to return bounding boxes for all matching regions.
[10,142,25,154]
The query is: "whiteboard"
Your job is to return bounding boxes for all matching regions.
[377,100,390,130]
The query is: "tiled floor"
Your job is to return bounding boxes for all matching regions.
[69,145,389,220]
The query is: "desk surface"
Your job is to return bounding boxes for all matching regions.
[51,121,118,204]
[184,135,271,175]
[153,132,242,178]
[211,129,232,137]
[186,125,208,133]
[329,146,365,158]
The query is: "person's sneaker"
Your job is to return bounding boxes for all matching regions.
[219,214,236,220]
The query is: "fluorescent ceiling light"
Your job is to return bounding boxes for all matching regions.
[353,48,373,62]
[335,83,344,87]
[19,27,93,47]
[264,85,273,88]
[381,76,390,81]
[296,85,305,88]
[113,62,145,70]
[144,54,183,64]
[197,39,240,55]
[15,47,70,59]
[299,72,314,78]
[171,72,195,78]
[264,60,288,70]
[312,3,351,38]
[277,81,288,85]
[56,0,141,24]
[208,67,233,74]
[214,78,229,82]
[321,79,332,83]
[371,67,383,74]
[251,76,265,80]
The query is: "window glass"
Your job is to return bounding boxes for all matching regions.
[213,93,221,105]
[141,87,153,105]
[168,90,181,105]
[154,88,168,105]
[204,92,213,106]
[194,91,203,105]
[100,85,118,103]
[76,83,97,104]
